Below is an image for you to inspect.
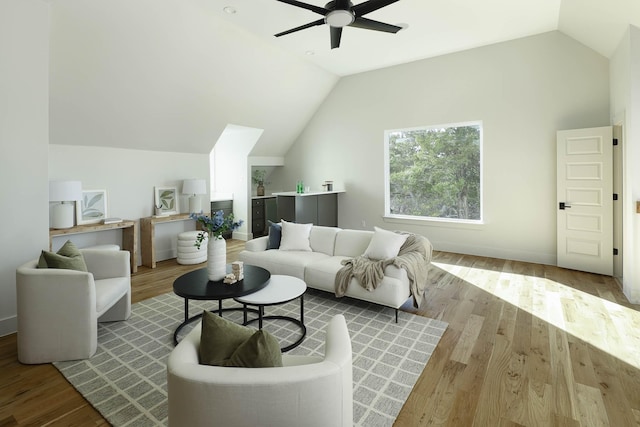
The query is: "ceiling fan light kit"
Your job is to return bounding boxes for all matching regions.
[325,9,355,27]
[275,0,402,49]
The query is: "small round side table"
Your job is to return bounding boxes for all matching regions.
[234,275,307,352]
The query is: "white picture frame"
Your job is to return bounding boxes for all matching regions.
[76,189,108,225]
[154,186,179,215]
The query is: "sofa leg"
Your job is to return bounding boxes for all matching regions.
[395,308,398,323]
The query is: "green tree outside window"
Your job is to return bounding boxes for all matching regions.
[387,123,481,221]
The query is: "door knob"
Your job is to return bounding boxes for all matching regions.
[559,202,572,210]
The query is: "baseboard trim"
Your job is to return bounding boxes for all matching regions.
[156,248,177,262]
[433,241,556,266]
[0,315,17,337]
[232,231,250,241]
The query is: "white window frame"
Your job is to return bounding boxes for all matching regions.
[383,120,484,226]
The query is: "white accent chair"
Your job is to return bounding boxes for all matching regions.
[167,314,353,427]
[16,249,131,364]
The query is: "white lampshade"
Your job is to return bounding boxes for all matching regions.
[49,180,82,229]
[182,179,207,213]
[49,180,82,202]
[182,179,206,195]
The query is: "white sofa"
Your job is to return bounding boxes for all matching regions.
[239,226,431,319]
[167,314,353,427]
[16,249,131,364]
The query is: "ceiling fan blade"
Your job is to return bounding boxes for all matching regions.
[274,0,328,16]
[330,26,343,49]
[352,0,400,16]
[275,19,325,37]
[350,16,401,33]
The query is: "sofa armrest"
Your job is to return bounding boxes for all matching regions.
[16,262,98,363]
[81,250,130,280]
[16,263,97,318]
[384,264,409,282]
[245,236,268,252]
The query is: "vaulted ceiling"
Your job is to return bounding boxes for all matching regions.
[48,0,639,155]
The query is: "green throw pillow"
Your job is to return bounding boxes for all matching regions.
[199,310,282,368]
[222,330,283,368]
[38,240,88,272]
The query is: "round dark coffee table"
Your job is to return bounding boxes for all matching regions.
[172,264,270,344]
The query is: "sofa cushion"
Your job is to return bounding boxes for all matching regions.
[239,249,330,279]
[304,256,351,293]
[94,277,130,317]
[199,310,282,367]
[267,221,282,249]
[279,220,312,252]
[38,240,88,272]
[309,226,341,256]
[363,227,409,260]
[304,256,411,307]
[334,230,373,257]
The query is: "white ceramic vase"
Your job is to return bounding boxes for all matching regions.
[207,235,226,281]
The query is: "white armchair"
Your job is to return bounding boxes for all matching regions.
[167,314,353,427]
[16,249,131,364]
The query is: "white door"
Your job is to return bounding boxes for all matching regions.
[557,126,613,276]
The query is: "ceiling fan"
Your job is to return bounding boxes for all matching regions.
[274,0,402,49]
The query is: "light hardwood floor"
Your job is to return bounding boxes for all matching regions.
[1,241,639,426]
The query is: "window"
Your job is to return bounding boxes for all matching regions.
[385,121,482,222]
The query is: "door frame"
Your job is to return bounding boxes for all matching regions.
[613,123,623,279]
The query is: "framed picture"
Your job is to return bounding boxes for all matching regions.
[154,186,179,215]
[76,190,108,225]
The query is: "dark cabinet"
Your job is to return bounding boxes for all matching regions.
[276,193,339,227]
[210,199,233,239]
[252,199,266,237]
[251,197,277,238]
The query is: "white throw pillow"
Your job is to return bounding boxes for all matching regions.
[279,220,313,252]
[363,227,408,260]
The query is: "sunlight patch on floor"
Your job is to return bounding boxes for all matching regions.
[432,261,640,369]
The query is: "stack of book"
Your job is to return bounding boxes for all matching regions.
[102,217,123,224]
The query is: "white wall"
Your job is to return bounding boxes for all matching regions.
[281,31,610,265]
[0,0,50,336]
[49,145,210,262]
[211,125,262,240]
[610,25,640,304]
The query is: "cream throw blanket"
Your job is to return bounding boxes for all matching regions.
[335,233,432,308]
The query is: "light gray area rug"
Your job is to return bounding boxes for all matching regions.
[54,288,447,427]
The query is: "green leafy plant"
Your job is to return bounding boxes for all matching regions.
[190,210,243,249]
[252,169,266,185]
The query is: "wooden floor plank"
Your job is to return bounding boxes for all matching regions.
[574,383,610,427]
[1,246,639,426]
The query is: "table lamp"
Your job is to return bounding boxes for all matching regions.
[182,179,207,213]
[49,180,82,229]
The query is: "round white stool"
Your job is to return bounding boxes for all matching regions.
[234,275,307,352]
[177,231,207,265]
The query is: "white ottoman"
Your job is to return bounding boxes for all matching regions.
[177,231,207,265]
